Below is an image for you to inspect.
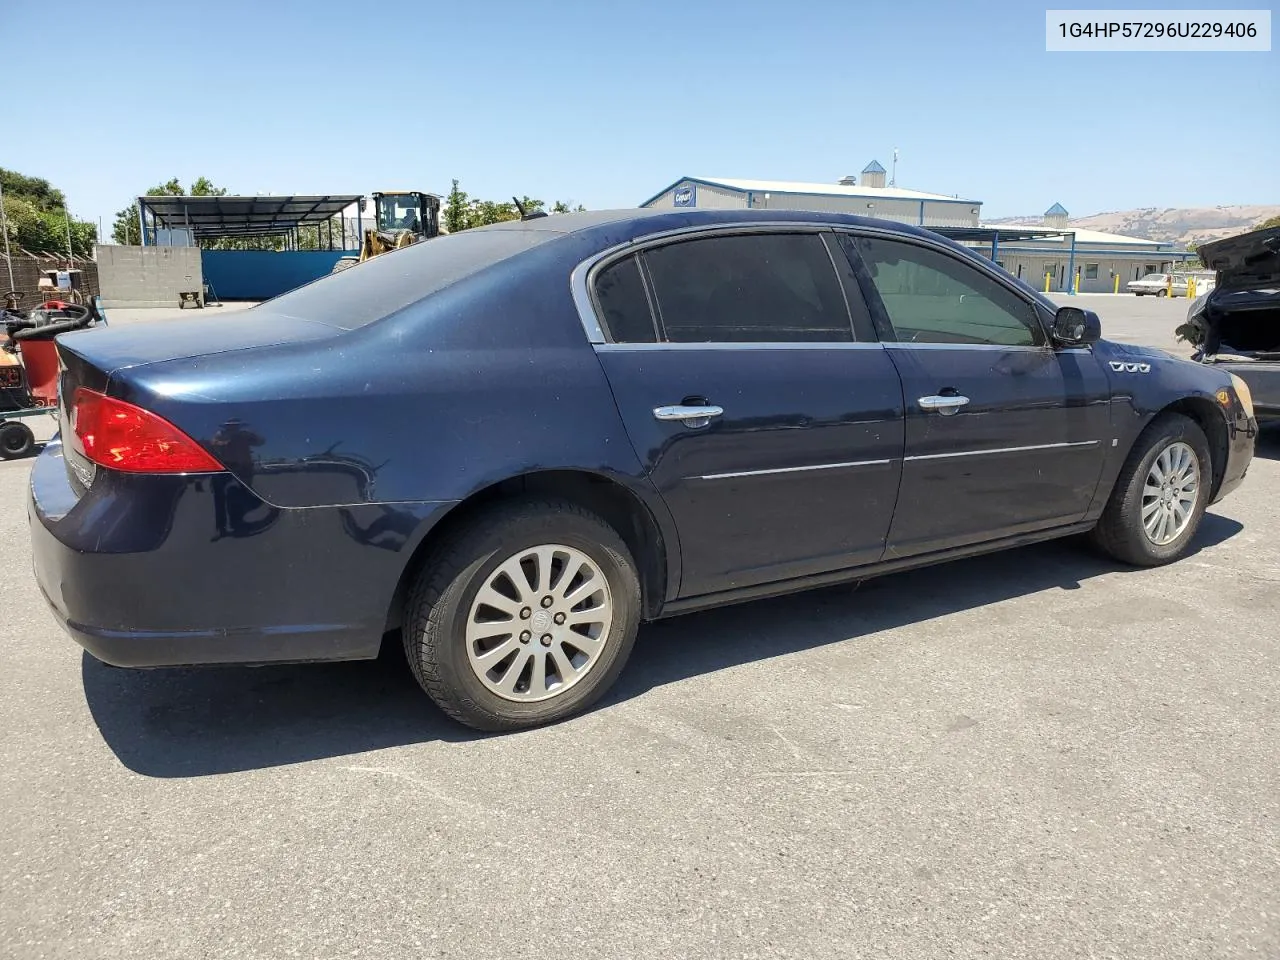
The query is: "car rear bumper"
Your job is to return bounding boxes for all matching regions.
[1213,361,1280,421]
[28,442,452,668]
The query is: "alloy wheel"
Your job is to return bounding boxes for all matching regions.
[465,544,614,702]
[1141,441,1200,545]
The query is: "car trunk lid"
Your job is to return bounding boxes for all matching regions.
[1198,226,1280,289]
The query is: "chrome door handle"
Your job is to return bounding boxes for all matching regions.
[653,404,724,428]
[918,394,970,416]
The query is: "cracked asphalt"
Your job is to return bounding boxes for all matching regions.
[1,296,1276,959]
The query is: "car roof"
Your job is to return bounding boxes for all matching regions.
[478,207,950,246]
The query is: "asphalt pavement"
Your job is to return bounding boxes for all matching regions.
[1,295,1276,959]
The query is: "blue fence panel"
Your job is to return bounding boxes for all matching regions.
[200,250,350,300]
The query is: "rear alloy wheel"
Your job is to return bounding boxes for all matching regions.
[404,499,640,731]
[1090,413,1211,566]
[1157,289,1168,298]
[0,421,35,460]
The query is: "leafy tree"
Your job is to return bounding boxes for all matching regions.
[551,200,587,214]
[0,166,95,256]
[444,179,470,234]
[1257,215,1280,230]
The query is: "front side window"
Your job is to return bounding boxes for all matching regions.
[853,236,1043,347]
[642,233,855,343]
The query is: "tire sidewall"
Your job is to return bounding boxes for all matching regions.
[1122,418,1212,563]
[423,510,641,727]
[0,422,35,459]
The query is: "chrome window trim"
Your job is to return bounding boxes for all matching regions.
[696,459,893,481]
[594,341,887,353]
[570,221,840,346]
[903,440,1099,462]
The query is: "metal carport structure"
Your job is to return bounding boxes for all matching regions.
[137,194,365,250]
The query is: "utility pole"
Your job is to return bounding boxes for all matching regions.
[891,148,899,187]
[0,177,15,292]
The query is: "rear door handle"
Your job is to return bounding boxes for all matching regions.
[918,395,970,416]
[653,404,724,428]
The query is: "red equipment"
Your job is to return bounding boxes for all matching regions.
[1,296,105,459]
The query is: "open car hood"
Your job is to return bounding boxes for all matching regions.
[1198,226,1280,288]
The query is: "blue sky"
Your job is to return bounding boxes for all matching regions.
[3,0,1276,234]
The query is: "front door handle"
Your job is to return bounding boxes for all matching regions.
[653,404,724,428]
[918,394,970,416]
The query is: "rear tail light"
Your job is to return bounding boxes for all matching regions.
[71,388,224,474]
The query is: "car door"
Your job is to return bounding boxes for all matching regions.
[584,228,906,599]
[842,231,1111,558]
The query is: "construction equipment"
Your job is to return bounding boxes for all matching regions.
[358,191,441,262]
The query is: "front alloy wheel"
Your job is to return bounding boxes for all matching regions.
[1141,441,1200,545]
[1091,413,1211,566]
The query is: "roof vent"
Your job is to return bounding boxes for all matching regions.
[838,175,857,186]
[861,161,887,189]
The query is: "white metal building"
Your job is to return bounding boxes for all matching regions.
[981,203,1194,293]
[639,165,1195,294]
[641,161,983,228]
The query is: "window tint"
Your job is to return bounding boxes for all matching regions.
[854,236,1042,346]
[593,256,657,343]
[643,233,854,343]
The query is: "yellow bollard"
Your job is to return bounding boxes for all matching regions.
[1044,272,1051,293]
[1073,269,1081,295]
[1188,277,1196,299]
[1113,273,1120,294]
[1166,276,1173,297]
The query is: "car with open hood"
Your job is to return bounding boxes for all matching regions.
[28,208,1258,731]
[1178,226,1280,420]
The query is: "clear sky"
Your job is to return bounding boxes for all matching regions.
[3,0,1276,235]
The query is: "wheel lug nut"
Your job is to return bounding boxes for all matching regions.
[541,596,553,608]
[553,612,566,625]
[540,634,552,646]
[520,631,531,643]
[520,607,531,620]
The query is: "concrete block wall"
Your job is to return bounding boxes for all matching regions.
[95,245,203,308]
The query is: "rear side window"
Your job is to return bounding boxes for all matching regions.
[593,256,657,343]
[854,236,1043,347]
[253,227,554,330]
[643,233,855,343]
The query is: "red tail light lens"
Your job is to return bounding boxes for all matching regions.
[72,388,224,473]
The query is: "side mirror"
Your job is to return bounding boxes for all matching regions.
[1051,306,1101,346]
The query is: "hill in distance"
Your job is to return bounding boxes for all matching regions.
[988,205,1280,247]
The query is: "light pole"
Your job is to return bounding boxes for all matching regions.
[0,177,15,292]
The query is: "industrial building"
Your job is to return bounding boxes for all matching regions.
[641,163,1195,293]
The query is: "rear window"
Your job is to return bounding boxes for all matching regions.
[252,228,554,329]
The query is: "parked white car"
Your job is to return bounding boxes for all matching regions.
[1128,273,1187,297]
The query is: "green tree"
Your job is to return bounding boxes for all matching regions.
[444,179,470,234]
[551,200,586,214]
[1257,215,1280,230]
[0,166,96,256]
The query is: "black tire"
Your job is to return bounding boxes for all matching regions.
[1090,413,1212,566]
[1157,289,1168,298]
[0,421,35,460]
[403,498,641,731]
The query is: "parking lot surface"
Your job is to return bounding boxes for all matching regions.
[1,296,1276,959]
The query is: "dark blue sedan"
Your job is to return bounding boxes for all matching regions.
[29,209,1257,730]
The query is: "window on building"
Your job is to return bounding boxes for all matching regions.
[853,236,1042,347]
[1043,263,1056,282]
[1085,263,1099,280]
[593,255,658,343]
[643,233,855,343]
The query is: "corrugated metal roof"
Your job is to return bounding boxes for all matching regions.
[1044,202,1069,216]
[687,176,978,204]
[981,223,1163,246]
